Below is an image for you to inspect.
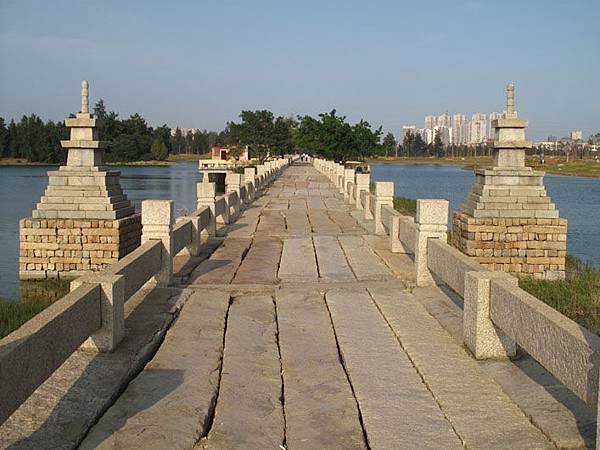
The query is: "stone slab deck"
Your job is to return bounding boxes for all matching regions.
[5,164,593,449]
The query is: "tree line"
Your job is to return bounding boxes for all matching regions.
[8,101,593,164]
[0,100,230,163]
[227,109,385,162]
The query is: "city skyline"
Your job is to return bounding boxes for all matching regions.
[404,108,589,146]
[1,1,599,141]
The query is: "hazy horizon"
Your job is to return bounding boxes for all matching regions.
[1,0,598,141]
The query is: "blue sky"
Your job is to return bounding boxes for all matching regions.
[1,0,598,140]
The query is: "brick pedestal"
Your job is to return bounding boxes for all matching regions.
[19,215,141,279]
[452,213,567,279]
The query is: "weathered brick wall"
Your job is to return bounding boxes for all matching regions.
[19,214,141,279]
[452,211,567,279]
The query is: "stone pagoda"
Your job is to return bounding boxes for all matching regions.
[19,81,141,279]
[452,82,567,279]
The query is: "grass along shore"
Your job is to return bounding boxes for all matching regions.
[387,195,599,335]
[519,256,600,335]
[0,279,70,339]
[370,155,600,178]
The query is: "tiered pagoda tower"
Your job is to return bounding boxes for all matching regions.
[452,83,567,279]
[19,81,141,279]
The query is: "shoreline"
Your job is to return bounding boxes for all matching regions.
[0,158,175,167]
[369,157,600,179]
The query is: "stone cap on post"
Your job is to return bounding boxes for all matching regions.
[355,173,370,188]
[244,167,256,184]
[375,182,394,202]
[226,173,242,193]
[197,181,216,203]
[416,199,449,231]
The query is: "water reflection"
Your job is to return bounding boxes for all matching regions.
[0,161,201,301]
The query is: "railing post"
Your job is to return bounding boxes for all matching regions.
[344,168,354,201]
[415,199,448,286]
[197,181,216,236]
[71,274,125,352]
[226,173,242,218]
[256,165,266,188]
[363,193,373,220]
[355,173,370,209]
[244,167,256,201]
[389,215,404,253]
[183,214,201,257]
[337,165,345,194]
[463,271,517,359]
[375,182,394,235]
[142,199,174,286]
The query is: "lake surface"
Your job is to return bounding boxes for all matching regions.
[0,161,201,300]
[0,161,598,300]
[370,163,600,268]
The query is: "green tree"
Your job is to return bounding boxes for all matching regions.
[150,138,168,160]
[402,129,415,157]
[413,132,427,157]
[172,127,184,154]
[229,110,276,162]
[382,132,397,157]
[0,118,7,158]
[154,124,172,152]
[294,109,382,161]
[432,131,444,157]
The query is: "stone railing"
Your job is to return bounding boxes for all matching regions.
[0,157,290,425]
[313,157,600,443]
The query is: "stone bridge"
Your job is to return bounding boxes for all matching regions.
[1,162,595,449]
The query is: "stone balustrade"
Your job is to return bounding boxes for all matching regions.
[312,157,600,439]
[0,157,290,426]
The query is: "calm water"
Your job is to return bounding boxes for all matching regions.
[371,163,600,268]
[0,161,598,299]
[0,161,201,300]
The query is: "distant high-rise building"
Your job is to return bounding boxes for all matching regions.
[434,125,451,146]
[488,112,502,139]
[571,130,583,141]
[470,113,487,144]
[170,127,200,137]
[453,114,469,145]
[425,115,436,130]
[437,113,451,128]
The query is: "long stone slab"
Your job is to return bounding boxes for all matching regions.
[313,235,355,281]
[278,237,318,282]
[256,209,286,234]
[199,295,284,449]
[276,288,366,449]
[80,291,230,449]
[189,238,251,284]
[308,210,340,234]
[327,209,362,233]
[338,235,394,280]
[233,237,282,284]
[325,288,462,449]
[368,286,552,449]
[283,210,311,235]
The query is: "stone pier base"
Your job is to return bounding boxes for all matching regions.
[19,215,141,280]
[452,212,567,279]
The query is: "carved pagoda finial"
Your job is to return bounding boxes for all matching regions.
[506,81,516,118]
[81,80,89,114]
